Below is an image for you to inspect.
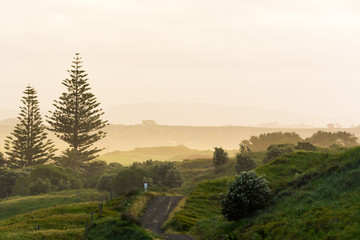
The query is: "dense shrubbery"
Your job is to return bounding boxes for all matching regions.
[295,141,317,151]
[0,169,29,198]
[220,172,271,221]
[110,160,183,195]
[84,161,121,188]
[263,143,295,163]
[0,165,84,198]
[96,174,115,192]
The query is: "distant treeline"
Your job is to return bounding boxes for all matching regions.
[241,131,358,152]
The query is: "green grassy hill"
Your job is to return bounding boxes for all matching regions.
[166,147,360,239]
[0,189,108,220]
[0,190,156,240]
[100,145,213,165]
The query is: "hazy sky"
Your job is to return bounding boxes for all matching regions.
[1,0,360,126]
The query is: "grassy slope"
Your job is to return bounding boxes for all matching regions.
[167,148,360,239]
[0,189,108,220]
[174,151,264,194]
[100,145,213,166]
[0,191,156,240]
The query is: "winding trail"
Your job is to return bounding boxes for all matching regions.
[141,196,194,240]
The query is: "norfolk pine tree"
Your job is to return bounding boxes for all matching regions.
[47,53,108,171]
[4,86,56,168]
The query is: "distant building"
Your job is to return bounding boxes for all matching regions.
[142,120,157,126]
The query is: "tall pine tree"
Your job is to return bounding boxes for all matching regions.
[47,53,108,172]
[4,86,56,168]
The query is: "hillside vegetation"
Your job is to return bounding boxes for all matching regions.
[166,147,360,239]
[0,189,108,220]
[0,190,156,240]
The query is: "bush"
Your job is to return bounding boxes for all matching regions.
[263,144,295,163]
[165,168,183,187]
[112,166,147,195]
[11,175,30,196]
[29,165,83,191]
[220,172,271,221]
[0,169,29,198]
[212,147,229,167]
[295,142,317,151]
[97,174,115,192]
[29,177,51,195]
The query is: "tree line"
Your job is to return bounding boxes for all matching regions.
[241,131,358,152]
[212,130,358,174]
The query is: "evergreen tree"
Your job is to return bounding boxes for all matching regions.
[47,53,108,171]
[212,147,229,167]
[4,86,56,168]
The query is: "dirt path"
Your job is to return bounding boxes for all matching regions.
[141,196,194,240]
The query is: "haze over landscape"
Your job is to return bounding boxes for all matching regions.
[1,0,360,127]
[3,1,360,240]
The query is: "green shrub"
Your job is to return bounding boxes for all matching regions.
[263,144,295,163]
[29,177,51,195]
[11,175,30,196]
[0,168,29,198]
[29,165,83,190]
[112,166,146,195]
[97,174,115,192]
[165,168,182,187]
[220,172,271,221]
[295,142,317,151]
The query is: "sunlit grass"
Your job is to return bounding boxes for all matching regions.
[0,189,108,220]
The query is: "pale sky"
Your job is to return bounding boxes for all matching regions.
[0,0,360,126]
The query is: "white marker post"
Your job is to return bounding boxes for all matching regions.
[144,182,148,192]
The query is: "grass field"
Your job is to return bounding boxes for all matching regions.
[0,189,109,220]
[166,147,360,239]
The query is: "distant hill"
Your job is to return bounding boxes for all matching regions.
[1,118,360,153]
[100,145,213,165]
[106,102,329,126]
